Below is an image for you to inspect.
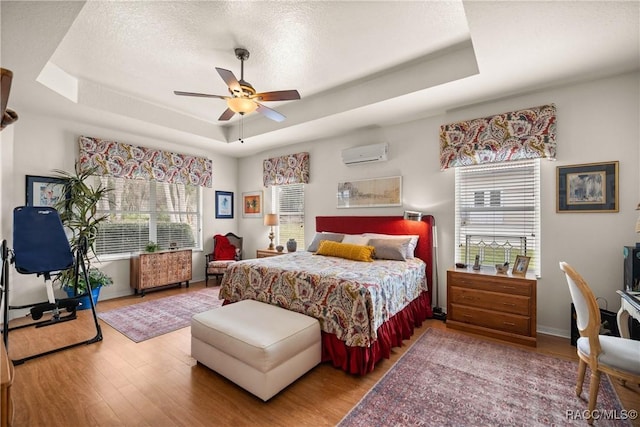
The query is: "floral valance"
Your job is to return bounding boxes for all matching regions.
[263,152,310,187]
[439,104,556,170]
[78,136,213,187]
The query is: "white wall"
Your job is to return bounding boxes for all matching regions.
[2,71,637,336]
[237,71,640,337]
[2,111,238,315]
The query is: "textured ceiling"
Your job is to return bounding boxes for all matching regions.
[1,1,639,157]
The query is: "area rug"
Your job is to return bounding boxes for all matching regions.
[339,328,631,427]
[98,288,222,343]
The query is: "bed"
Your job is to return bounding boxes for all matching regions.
[219,215,434,375]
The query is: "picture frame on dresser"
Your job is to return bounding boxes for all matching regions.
[215,191,233,219]
[512,255,530,276]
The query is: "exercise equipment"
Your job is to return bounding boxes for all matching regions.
[1,206,102,364]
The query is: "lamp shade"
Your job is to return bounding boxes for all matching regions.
[264,213,279,227]
[227,97,257,114]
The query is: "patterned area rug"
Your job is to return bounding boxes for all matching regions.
[98,288,222,342]
[339,328,632,427]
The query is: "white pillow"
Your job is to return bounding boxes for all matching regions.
[341,234,370,246]
[362,233,419,258]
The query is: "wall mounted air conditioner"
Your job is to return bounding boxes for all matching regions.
[342,143,388,165]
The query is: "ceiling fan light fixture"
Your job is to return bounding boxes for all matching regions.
[227,97,257,114]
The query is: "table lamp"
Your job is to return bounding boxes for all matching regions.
[264,213,279,250]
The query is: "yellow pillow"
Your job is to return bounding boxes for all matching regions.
[315,240,375,262]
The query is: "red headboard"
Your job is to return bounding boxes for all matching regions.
[315,215,434,296]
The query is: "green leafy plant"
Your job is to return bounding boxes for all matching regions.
[66,267,113,294]
[52,163,113,292]
[145,240,159,252]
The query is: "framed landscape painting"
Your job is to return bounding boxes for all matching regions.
[337,176,402,208]
[556,161,618,213]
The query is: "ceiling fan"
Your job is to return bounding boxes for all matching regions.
[174,48,300,123]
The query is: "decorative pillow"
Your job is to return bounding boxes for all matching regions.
[363,233,419,259]
[315,240,375,262]
[368,238,411,261]
[341,234,370,246]
[306,232,345,252]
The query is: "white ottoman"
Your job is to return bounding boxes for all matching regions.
[191,299,321,401]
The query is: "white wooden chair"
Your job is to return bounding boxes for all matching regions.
[559,261,640,424]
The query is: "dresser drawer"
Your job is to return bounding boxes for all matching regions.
[448,270,532,296]
[449,303,530,336]
[449,286,531,316]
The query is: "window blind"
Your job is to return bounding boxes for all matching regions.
[94,176,201,257]
[272,184,305,247]
[455,159,540,275]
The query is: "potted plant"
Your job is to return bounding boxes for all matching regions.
[52,163,113,308]
[145,240,159,252]
[61,267,113,310]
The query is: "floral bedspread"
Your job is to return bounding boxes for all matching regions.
[219,251,428,347]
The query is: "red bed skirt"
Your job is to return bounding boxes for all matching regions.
[321,291,433,375]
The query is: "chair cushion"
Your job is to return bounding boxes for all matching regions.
[207,260,235,274]
[577,335,640,375]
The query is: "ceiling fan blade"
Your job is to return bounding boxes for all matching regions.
[218,108,235,121]
[174,91,226,99]
[215,67,241,93]
[256,103,285,122]
[253,90,301,102]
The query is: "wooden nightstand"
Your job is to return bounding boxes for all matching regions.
[447,267,537,347]
[256,249,287,258]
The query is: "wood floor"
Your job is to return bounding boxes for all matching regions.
[4,281,639,427]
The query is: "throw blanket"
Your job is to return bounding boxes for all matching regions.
[213,234,236,260]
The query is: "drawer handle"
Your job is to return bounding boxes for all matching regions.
[463,314,473,318]
[503,322,516,326]
[502,286,516,290]
[502,303,516,307]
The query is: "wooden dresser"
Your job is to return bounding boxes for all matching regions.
[130,249,192,296]
[447,267,537,347]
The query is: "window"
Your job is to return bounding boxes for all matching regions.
[271,184,305,247]
[455,159,540,275]
[93,176,201,258]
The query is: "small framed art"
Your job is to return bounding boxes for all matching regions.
[25,175,69,208]
[512,255,530,276]
[242,191,263,218]
[215,191,234,219]
[556,161,618,213]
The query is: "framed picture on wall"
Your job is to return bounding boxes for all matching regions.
[25,175,69,208]
[242,191,263,218]
[215,191,234,219]
[557,161,618,213]
[337,176,402,208]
